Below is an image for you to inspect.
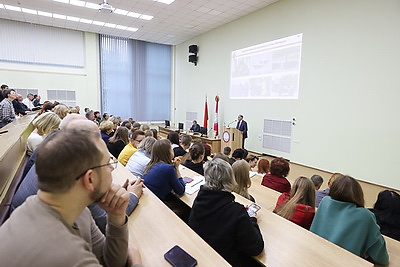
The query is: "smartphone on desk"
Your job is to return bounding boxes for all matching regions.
[183,177,193,184]
[164,245,197,267]
[247,203,261,217]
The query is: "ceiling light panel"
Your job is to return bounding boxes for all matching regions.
[4,5,22,12]
[70,0,85,7]
[155,0,175,4]
[21,8,37,15]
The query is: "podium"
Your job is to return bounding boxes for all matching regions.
[221,127,242,152]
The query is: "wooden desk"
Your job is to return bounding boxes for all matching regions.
[111,163,229,266]
[249,174,280,211]
[179,167,374,267]
[159,127,221,154]
[0,115,35,204]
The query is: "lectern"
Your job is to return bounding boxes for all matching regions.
[221,127,242,152]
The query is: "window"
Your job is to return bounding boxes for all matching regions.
[99,35,171,121]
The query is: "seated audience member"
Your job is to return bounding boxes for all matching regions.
[84,107,90,113]
[100,112,109,123]
[150,128,159,139]
[232,160,254,202]
[109,116,119,135]
[107,126,129,158]
[228,148,245,165]
[126,136,157,177]
[315,172,342,208]
[53,104,69,119]
[86,110,96,124]
[189,158,264,266]
[257,158,270,175]
[33,95,42,107]
[94,111,101,124]
[246,155,259,170]
[1,128,142,266]
[0,89,17,128]
[144,129,153,137]
[27,112,61,155]
[174,134,192,158]
[370,190,400,241]
[22,93,35,109]
[131,122,141,131]
[69,107,78,114]
[140,124,150,132]
[190,120,201,132]
[310,175,389,265]
[142,139,185,201]
[12,119,143,234]
[261,157,291,193]
[167,131,180,150]
[212,152,229,162]
[40,102,54,114]
[310,175,323,190]
[0,84,8,102]
[121,120,132,130]
[118,130,145,166]
[203,142,212,162]
[274,176,315,229]
[99,120,114,145]
[12,94,30,115]
[183,143,205,175]
[223,146,231,157]
[243,149,249,160]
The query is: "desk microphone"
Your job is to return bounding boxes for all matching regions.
[227,120,237,128]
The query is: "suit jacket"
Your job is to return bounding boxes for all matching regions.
[236,120,248,139]
[12,100,30,115]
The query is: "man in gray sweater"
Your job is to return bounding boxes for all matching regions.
[0,127,142,266]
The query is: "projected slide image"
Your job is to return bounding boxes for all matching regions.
[230,34,302,99]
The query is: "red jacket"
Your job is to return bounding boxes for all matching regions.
[261,174,291,193]
[274,193,315,230]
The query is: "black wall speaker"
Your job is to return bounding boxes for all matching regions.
[189,45,198,53]
[188,45,198,66]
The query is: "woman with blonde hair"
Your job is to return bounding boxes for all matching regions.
[311,175,389,265]
[53,104,69,119]
[27,112,61,155]
[274,176,315,229]
[232,160,254,202]
[99,120,114,145]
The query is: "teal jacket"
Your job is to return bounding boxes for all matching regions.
[310,196,389,265]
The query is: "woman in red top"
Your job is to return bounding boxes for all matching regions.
[274,176,316,229]
[261,157,291,193]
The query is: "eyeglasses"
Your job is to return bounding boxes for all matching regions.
[75,158,118,180]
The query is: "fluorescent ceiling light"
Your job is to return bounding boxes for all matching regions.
[53,13,67,19]
[104,23,116,28]
[70,0,85,7]
[53,0,69,3]
[127,12,141,18]
[114,8,129,15]
[4,5,22,12]
[139,14,153,20]
[38,11,53,17]
[85,2,99,9]
[80,18,93,24]
[21,8,37,15]
[116,25,127,30]
[67,16,80,21]
[92,20,105,26]
[127,27,138,32]
[155,0,175,4]
[0,4,4,9]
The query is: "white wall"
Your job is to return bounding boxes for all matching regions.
[174,0,400,189]
[0,32,100,110]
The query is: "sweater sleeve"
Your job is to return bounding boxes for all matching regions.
[366,214,389,265]
[167,165,186,195]
[91,215,129,267]
[235,208,264,256]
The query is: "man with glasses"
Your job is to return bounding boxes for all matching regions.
[118,130,146,166]
[0,128,142,266]
[12,117,144,233]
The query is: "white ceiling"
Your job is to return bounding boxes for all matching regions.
[0,0,279,45]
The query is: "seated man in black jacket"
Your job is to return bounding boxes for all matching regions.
[12,94,31,116]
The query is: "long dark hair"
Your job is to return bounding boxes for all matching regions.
[372,190,400,241]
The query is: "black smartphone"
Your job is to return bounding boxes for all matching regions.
[164,245,197,267]
[247,203,261,217]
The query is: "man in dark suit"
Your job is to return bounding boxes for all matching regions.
[236,114,248,148]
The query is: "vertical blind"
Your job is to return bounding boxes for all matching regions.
[99,35,171,121]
